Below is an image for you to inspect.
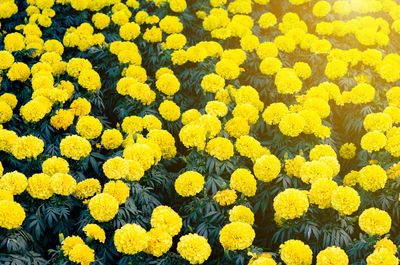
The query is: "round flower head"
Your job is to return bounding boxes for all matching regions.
[151,205,182,236]
[144,227,173,257]
[359,208,391,236]
[88,193,119,222]
[114,223,149,255]
[219,222,255,251]
[177,233,212,264]
[83,224,106,243]
[316,246,348,265]
[0,201,25,229]
[175,171,205,197]
[279,239,313,265]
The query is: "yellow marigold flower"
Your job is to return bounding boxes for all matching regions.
[205,137,234,161]
[257,42,278,60]
[68,244,95,265]
[0,102,12,124]
[361,132,386,152]
[219,222,255,251]
[343,170,360,187]
[50,173,76,196]
[260,57,282,76]
[299,110,321,134]
[125,160,144,181]
[384,106,400,124]
[163,33,187,50]
[78,69,101,92]
[364,113,393,132]
[331,186,360,215]
[275,68,302,94]
[66,58,92,78]
[100,129,122,150]
[262,103,289,125]
[386,135,400,157]
[123,143,156,170]
[177,233,212,264]
[175,171,205,197]
[27,173,53,200]
[214,189,237,206]
[159,15,183,34]
[299,160,333,184]
[215,59,240,80]
[147,129,177,159]
[42,156,69,176]
[230,168,257,197]
[169,0,186,12]
[75,178,101,200]
[0,201,25,229]
[50,109,75,130]
[43,39,64,55]
[7,62,31,82]
[294,62,311,80]
[253,155,281,182]
[232,103,259,125]
[318,156,340,176]
[144,227,173,257]
[12,135,44,160]
[119,22,141,41]
[201,73,225,93]
[350,83,375,104]
[60,135,92,160]
[143,26,162,42]
[366,249,399,265]
[359,165,387,192]
[156,73,180,96]
[284,155,306,178]
[274,188,309,220]
[258,12,276,29]
[143,115,162,131]
[279,112,305,136]
[313,1,331,17]
[4,32,25,52]
[359,208,391,236]
[235,135,269,162]
[84,224,106,243]
[325,59,348,80]
[332,1,350,15]
[20,97,52,123]
[0,171,27,195]
[92,13,110,29]
[374,237,397,255]
[310,144,337,160]
[151,205,182,236]
[158,100,180,121]
[121,115,143,134]
[229,205,254,225]
[76,116,103,139]
[205,101,228,117]
[240,34,259,52]
[309,178,338,209]
[103,157,129,180]
[316,246,348,265]
[0,51,14,70]
[279,239,312,265]
[61,236,85,256]
[339,143,356,159]
[224,117,250,138]
[103,180,130,205]
[88,193,119,222]
[70,98,91,116]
